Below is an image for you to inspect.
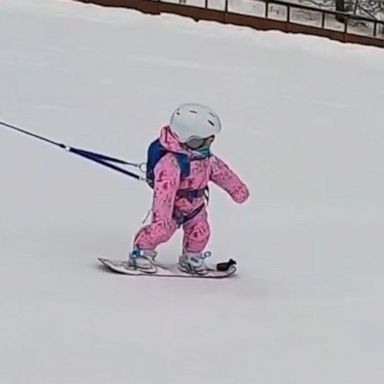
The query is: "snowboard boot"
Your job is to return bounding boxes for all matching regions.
[178,251,212,275]
[128,248,157,273]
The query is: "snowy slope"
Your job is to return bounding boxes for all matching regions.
[1,1,384,383]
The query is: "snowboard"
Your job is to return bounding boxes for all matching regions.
[98,257,237,279]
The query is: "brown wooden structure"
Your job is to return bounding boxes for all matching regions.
[76,0,384,48]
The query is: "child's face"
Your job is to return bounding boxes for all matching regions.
[184,135,215,151]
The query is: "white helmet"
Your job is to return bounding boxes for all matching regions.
[169,103,222,143]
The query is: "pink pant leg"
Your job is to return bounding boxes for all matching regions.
[182,207,210,253]
[134,219,178,250]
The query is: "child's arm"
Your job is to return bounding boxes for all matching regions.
[209,155,249,203]
[151,154,181,222]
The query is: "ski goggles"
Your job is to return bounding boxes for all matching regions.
[185,135,215,150]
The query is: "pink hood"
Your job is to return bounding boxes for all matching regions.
[158,126,190,156]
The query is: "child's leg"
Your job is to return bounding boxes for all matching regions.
[182,207,210,253]
[134,219,178,250]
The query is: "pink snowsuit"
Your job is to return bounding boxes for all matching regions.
[133,126,249,253]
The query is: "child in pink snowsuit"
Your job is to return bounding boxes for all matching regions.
[130,103,249,274]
